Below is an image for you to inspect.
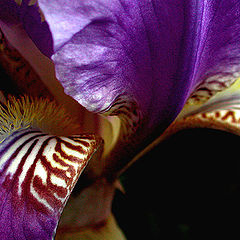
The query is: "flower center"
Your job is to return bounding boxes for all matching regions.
[0,95,81,142]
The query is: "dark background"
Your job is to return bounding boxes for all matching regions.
[112,128,240,239]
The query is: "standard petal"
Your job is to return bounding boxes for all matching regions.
[181,1,240,105]
[38,0,240,131]
[38,0,186,127]
[0,0,53,57]
[33,0,240,175]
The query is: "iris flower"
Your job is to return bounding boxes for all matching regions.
[0,0,240,239]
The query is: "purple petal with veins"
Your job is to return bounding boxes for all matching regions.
[37,0,240,133]
[2,0,240,133]
[38,0,186,133]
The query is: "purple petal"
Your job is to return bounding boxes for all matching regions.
[2,0,240,153]
[37,0,240,133]
[0,0,53,57]
[0,129,102,239]
[180,1,240,103]
[38,0,186,130]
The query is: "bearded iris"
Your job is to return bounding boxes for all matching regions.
[0,0,240,239]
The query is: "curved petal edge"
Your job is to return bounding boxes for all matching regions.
[0,129,102,239]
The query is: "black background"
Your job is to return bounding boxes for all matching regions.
[113,128,240,239]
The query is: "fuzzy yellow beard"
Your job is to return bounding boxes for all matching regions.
[0,95,81,141]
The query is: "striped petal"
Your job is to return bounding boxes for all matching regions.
[179,78,240,136]
[140,77,240,157]
[0,96,103,240]
[0,130,102,240]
